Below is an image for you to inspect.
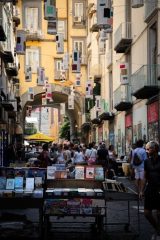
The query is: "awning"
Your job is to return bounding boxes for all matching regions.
[24,132,55,142]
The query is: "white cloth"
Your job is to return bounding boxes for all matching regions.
[85,148,97,159]
[73,151,85,164]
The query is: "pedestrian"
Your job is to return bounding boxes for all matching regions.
[72,145,86,165]
[63,144,71,165]
[85,143,97,165]
[131,139,147,199]
[108,144,118,175]
[37,143,52,168]
[54,144,65,164]
[6,143,16,166]
[96,143,109,177]
[144,141,160,240]
[128,143,136,180]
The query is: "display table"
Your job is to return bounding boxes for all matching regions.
[44,179,105,240]
[0,197,44,239]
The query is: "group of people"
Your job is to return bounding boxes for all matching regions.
[31,139,160,240]
[37,142,117,173]
[129,139,160,240]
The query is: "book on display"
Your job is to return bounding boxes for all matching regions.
[6,178,15,190]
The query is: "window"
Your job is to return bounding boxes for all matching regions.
[75,3,83,17]
[55,59,63,71]
[25,7,38,32]
[57,20,66,39]
[26,48,40,73]
[73,40,83,58]
[54,59,63,79]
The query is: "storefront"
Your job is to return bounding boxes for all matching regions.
[147,101,159,142]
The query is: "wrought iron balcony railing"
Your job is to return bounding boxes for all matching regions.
[114,22,132,53]
[144,0,159,22]
[114,85,132,111]
[131,64,160,99]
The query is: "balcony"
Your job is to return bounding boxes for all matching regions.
[98,99,114,121]
[1,97,14,111]
[82,113,90,124]
[54,70,65,81]
[90,15,99,32]
[132,0,144,8]
[0,10,7,41]
[144,1,160,23]
[106,49,112,68]
[131,65,160,99]
[25,29,44,41]
[114,85,132,111]
[81,113,91,130]
[90,106,101,124]
[114,22,132,53]
[99,111,114,121]
[6,64,18,77]
[13,6,20,27]
[1,51,14,63]
[91,64,102,80]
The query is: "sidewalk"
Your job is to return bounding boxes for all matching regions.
[104,176,154,240]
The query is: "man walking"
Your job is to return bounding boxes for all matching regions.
[144,141,160,240]
[132,139,147,199]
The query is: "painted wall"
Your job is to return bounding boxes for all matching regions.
[132,100,147,143]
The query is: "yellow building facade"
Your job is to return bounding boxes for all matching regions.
[16,0,87,141]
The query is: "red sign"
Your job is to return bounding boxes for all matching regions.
[147,101,158,123]
[125,114,132,128]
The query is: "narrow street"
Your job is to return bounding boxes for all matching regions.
[0,177,154,240]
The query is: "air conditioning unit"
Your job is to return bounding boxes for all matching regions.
[74,16,82,23]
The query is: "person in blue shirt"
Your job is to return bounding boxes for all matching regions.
[131,139,147,199]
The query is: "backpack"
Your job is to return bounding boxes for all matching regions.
[133,152,143,166]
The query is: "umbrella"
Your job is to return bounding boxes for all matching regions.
[24,132,55,142]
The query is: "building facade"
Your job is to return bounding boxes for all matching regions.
[16,0,87,141]
[0,1,21,165]
[85,0,160,157]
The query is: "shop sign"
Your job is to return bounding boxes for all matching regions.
[147,101,158,123]
[125,114,132,128]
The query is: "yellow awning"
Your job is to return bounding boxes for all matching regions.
[24,132,54,142]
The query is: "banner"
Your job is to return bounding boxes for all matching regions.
[60,103,65,115]
[28,87,34,101]
[37,67,45,86]
[68,95,74,109]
